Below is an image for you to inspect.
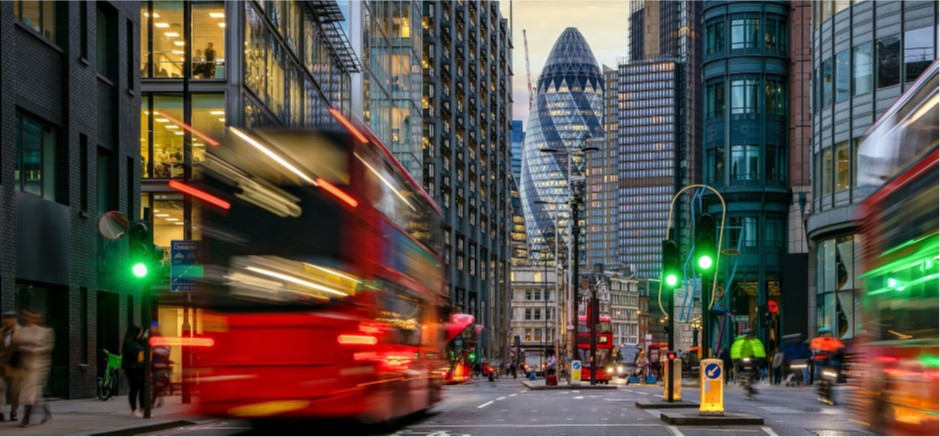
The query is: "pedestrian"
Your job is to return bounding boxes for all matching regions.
[546,354,557,377]
[14,310,53,427]
[149,324,171,408]
[122,326,146,418]
[636,350,649,381]
[204,42,217,78]
[772,348,784,385]
[719,348,733,384]
[0,311,22,421]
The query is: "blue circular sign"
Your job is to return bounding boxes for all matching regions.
[704,363,721,379]
[572,361,582,370]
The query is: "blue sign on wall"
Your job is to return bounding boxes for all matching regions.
[170,240,200,292]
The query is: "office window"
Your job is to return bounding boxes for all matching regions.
[904,27,934,83]
[192,94,225,176]
[140,3,149,77]
[97,148,116,216]
[822,148,833,195]
[742,217,758,247]
[525,308,532,320]
[835,50,850,102]
[707,21,724,54]
[14,111,60,201]
[876,35,900,88]
[730,18,760,50]
[730,79,759,114]
[707,147,724,183]
[706,81,724,118]
[192,2,225,79]
[765,80,786,115]
[14,0,56,44]
[765,146,786,183]
[835,141,850,191]
[151,1,184,78]
[730,145,759,181]
[97,3,118,80]
[821,58,833,107]
[765,19,787,51]
[151,94,185,179]
[80,136,89,211]
[853,42,873,95]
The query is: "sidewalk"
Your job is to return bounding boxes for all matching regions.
[0,395,200,436]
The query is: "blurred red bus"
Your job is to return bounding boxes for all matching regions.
[190,112,447,424]
[576,315,614,383]
[852,61,938,435]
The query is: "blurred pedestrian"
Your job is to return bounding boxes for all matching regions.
[15,311,53,427]
[719,348,733,384]
[0,311,22,421]
[149,324,171,408]
[772,348,784,385]
[122,326,146,418]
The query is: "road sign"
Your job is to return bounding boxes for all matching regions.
[699,358,724,416]
[571,360,582,385]
[170,240,201,292]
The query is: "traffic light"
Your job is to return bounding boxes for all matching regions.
[666,351,677,361]
[128,221,151,279]
[662,239,681,288]
[695,213,717,273]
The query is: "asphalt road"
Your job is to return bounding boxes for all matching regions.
[143,377,875,436]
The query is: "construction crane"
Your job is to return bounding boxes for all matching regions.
[523,28,533,111]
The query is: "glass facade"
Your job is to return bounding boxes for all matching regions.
[520,28,604,264]
[617,61,677,279]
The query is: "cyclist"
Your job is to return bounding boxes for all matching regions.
[810,327,845,405]
[730,328,766,400]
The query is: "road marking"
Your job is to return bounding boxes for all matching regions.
[497,396,506,401]
[413,424,667,428]
[761,426,778,436]
[667,425,684,436]
[509,393,518,397]
[477,401,494,408]
[574,396,584,399]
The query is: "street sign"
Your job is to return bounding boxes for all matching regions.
[571,360,582,385]
[170,240,201,292]
[699,358,724,416]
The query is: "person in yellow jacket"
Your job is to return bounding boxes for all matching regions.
[730,328,765,399]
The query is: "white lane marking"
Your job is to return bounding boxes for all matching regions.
[477,401,494,408]
[761,426,779,436]
[509,393,518,397]
[574,396,584,399]
[413,424,666,428]
[667,425,684,436]
[497,396,507,400]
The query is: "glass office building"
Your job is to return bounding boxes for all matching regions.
[520,27,604,265]
[807,0,938,341]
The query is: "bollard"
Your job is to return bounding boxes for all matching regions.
[699,358,724,415]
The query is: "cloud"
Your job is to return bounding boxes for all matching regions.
[499,0,629,128]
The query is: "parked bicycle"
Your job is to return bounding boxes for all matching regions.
[97,349,122,401]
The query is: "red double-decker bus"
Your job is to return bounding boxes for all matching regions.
[576,315,614,383]
[190,110,447,424]
[851,61,938,435]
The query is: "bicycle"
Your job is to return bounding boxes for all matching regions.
[817,366,838,405]
[97,349,122,401]
[737,358,758,400]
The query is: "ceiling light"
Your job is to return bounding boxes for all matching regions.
[218,118,226,122]
[156,118,169,123]
[174,131,184,135]
[210,111,225,115]
[144,13,160,18]
[165,32,179,38]
[155,23,169,28]
[172,50,184,55]
[174,41,185,47]
[165,125,180,129]
[209,12,225,18]
[218,23,225,27]
[174,222,184,226]
[165,218,179,222]
[155,214,170,217]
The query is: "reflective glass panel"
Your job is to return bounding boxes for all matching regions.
[876,35,901,88]
[904,27,934,82]
[152,1,184,78]
[853,42,873,95]
[152,95,185,179]
[192,1,225,79]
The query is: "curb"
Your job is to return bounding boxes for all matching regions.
[636,400,701,409]
[89,419,197,436]
[520,382,618,390]
[660,411,764,426]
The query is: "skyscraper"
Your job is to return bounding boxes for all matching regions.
[511,119,525,184]
[520,27,604,265]
[585,66,619,269]
[422,0,513,361]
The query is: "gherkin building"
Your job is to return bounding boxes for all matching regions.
[520,28,604,264]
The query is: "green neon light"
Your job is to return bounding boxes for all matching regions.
[867,272,940,296]
[920,354,940,369]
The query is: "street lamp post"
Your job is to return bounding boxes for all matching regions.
[540,132,598,376]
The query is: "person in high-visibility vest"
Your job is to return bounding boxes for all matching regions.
[730,329,766,399]
[810,327,845,381]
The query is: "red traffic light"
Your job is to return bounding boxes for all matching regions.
[666,351,677,361]
[768,300,779,314]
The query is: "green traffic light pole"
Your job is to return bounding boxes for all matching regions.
[132,208,155,419]
[658,185,727,359]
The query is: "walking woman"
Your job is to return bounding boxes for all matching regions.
[122,326,146,417]
[15,311,53,427]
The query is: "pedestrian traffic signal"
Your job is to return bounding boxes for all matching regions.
[695,213,717,273]
[662,239,681,288]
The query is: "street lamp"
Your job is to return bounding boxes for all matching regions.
[539,132,598,377]
[535,200,565,372]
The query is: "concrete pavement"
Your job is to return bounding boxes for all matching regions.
[0,395,199,436]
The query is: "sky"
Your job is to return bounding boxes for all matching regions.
[498,0,630,129]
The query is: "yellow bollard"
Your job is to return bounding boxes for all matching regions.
[662,357,682,401]
[699,358,724,415]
